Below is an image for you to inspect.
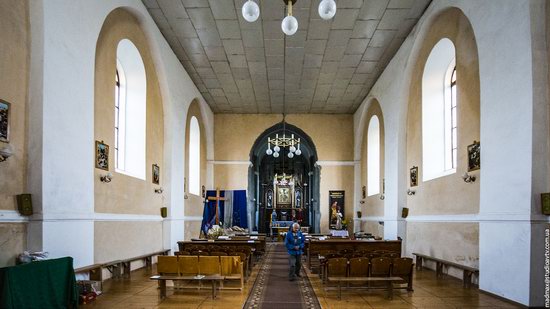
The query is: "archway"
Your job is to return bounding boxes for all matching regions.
[248,121,320,233]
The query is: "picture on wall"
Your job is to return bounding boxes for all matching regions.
[295,188,302,208]
[362,186,366,199]
[95,140,109,171]
[277,186,291,206]
[467,141,481,171]
[266,189,273,208]
[0,99,10,143]
[329,190,345,229]
[410,166,418,187]
[152,164,160,184]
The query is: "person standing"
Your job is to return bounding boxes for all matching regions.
[285,223,305,281]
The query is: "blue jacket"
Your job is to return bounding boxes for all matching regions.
[285,230,305,255]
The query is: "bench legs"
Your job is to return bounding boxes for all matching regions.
[158,280,167,300]
[415,256,423,270]
[436,262,444,278]
[387,281,394,300]
[463,270,473,288]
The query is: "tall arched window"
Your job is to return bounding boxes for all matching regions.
[422,38,456,181]
[115,39,147,179]
[189,116,200,195]
[367,116,380,196]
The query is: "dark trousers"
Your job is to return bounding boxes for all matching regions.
[288,254,302,279]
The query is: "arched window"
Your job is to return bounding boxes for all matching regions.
[422,38,456,181]
[367,116,380,196]
[189,116,200,195]
[115,39,146,179]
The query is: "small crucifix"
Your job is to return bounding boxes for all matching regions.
[207,188,227,225]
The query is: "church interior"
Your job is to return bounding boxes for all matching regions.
[0,0,548,308]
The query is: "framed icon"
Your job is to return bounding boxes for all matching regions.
[152,164,160,184]
[95,140,109,171]
[467,141,480,172]
[410,166,418,187]
[0,99,10,143]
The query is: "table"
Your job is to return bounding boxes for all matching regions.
[150,275,224,299]
[329,230,349,237]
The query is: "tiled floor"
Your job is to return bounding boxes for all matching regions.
[84,259,521,309]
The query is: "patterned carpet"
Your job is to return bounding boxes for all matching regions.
[243,243,321,309]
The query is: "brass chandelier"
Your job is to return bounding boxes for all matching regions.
[266,117,302,159]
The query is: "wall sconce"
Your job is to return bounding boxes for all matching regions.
[359,200,365,204]
[0,144,14,162]
[184,194,189,200]
[379,194,385,200]
[407,189,415,196]
[154,187,164,194]
[462,172,476,183]
[100,172,113,183]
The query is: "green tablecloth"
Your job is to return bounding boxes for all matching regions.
[0,257,78,308]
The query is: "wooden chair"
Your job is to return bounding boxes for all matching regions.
[192,251,210,256]
[383,252,399,259]
[220,256,244,290]
[370,257,392,276]
[175,251,190,256]
[157,256,179,275]
[199,256,221,276]
[235,252,249,278]
[326,258,348,285]
[209,251,228,256]
[349,257,369,277]
[392,257,414,291]
[178,256,199,275]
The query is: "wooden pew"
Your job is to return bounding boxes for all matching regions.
[327,276,403,300]
[121,249,170,278]
[412,252,478,288]
[307,239,402,272]
[74,263,103,290]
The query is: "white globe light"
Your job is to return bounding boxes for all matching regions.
[281,15,298,36]
[273,151,280,158]
[289,145,296,153]
[266,148,273,155]
[242,0,260,22]
[274,145,280,152]
[295,149,302,156]
[318,0,336,20]
[288,152,294,158]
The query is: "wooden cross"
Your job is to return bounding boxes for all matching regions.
[207,188,227,225]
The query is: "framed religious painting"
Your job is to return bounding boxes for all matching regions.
[152,164,160,184]
[295,188,302,208]
[329,190,345,229]
[0,99,10,143]
[266,189,274,208]
[467,141,480,172]
[95,140,109,171]
[410,166,418,187]
[276,186,291,206]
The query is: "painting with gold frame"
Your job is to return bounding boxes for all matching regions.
[0,99,10,143]
[276,186,291,206]
[95,140,109,171]
[152,164,160,184]
[467,141,480,172]
[410,166,418,187]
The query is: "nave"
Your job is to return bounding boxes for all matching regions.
[84,243,520,309]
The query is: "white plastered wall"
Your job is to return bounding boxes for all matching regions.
[27,0,214,268]
[353,0,546,306]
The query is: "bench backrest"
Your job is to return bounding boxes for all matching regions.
[349,257,369,277]
[157,256,179,275]
[178,256,199,275]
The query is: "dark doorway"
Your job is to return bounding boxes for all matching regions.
[248,121,320,234]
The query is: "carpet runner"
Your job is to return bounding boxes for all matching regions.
[243,243,321,309]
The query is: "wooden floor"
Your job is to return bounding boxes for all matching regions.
[83,260,521,309]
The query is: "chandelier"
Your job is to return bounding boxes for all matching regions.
[242,0,337,36]
[266,118,302,158]
[273,173,294,186]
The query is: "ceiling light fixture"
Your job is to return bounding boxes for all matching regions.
[242,0,337,36]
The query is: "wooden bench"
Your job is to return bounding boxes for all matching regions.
[103,260,123,279]
[150,275,224,299]
[74,263,104,290]
[121,249,170,278]
[327,276,403,300]
[412,253,478,288]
